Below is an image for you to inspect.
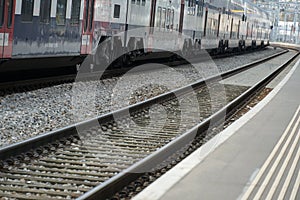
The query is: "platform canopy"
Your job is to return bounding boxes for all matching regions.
[251,0,300,43]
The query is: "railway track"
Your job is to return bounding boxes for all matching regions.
[0,49,298,200]
[0,47,273,95]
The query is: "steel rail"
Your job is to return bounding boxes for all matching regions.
[77,51,299,200]
[0,50,288,162]
[0,47,274,93]
[0,49,294,199]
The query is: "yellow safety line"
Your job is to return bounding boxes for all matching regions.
[266,129,300,200]
[241,105,300,200]
[253,113,300,200]
[289,170,300,200]
[278,137,300,200]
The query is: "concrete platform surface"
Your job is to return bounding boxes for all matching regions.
[220,51,296,87]
[270,42,300,50]
[133,55,300,200]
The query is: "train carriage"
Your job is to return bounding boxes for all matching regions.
[0,0,15,59]
[0,0,84,73]
[0,0,273,73]
[13,0,82,56]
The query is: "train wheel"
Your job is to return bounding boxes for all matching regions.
[124,54,132,67]
[218,40,224,54]
[238,41,244,52]
[261,41,264,48]
[251,41,256,50]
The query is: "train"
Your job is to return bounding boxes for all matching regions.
[0,0,273,73]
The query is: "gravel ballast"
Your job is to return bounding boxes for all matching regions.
[0,47,283,147]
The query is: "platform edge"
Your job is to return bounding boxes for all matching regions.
[132,57,300,200]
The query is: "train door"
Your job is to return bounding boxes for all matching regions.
[217,12,221,37]
[0,0,15,58]
[81,0,95,54]
[150,0,157,28]
[178,0,184,33]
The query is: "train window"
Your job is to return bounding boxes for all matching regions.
[213,19,218,35]
[207,18,212,35]
[156,7,161,27]
[113,4,120,18]
[246,22,249,38]
[237,20,240,38]
[70,0,81,25]
[40,0,51,23]
[83,0,89,32]
[197,0,204,16]
[131,0,135,4]
[88,0,94,32]
[232,22,238,38]
[136,0,140,5]
[166,9,170,29]
[142,0,145,6]
[161,8,166,28]
[56,0,67,25]
[0,0,4,27]
[230,18,233,38]
[7,0,13,28]
[187,0,196,15]
[21,0,34,22]
[170,9,174,29]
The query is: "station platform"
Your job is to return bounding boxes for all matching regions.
[271,42,300,51]
[133,54,300,199]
